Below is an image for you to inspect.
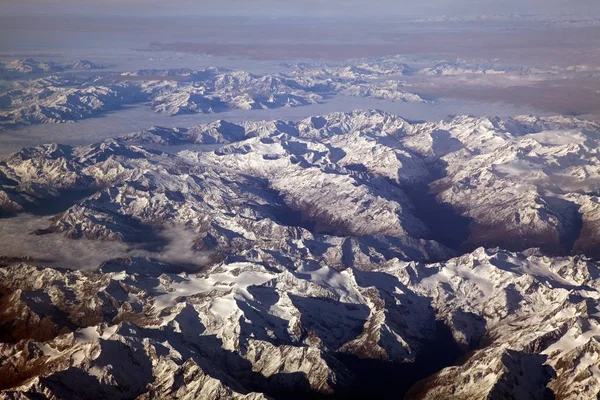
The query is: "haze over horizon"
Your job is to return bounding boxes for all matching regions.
[2,0,600,18]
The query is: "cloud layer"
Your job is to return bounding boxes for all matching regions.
[0,214,212,271]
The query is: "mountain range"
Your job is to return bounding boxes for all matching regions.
[1,109,600,398]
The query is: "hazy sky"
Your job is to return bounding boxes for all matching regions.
[3,0,600,18]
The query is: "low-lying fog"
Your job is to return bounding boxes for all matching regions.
[0,214,212,271]
[0,96,542,157]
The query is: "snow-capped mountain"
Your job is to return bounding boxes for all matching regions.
[0,62,429,130]
[419,61,512,76]
[1,247,599,399]
[142,70,324,116]
[2,109,600,399]
[0,58,105,79]
[0,81,145,129]
[122,110,600,257]
[289,58,415,80]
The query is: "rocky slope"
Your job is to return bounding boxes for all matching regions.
[0,58,105,79]
[2,109,600,398]
[123,110,600,258]
[0,60,429,129]
[0,80,145,129]
[0,248,599,399]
